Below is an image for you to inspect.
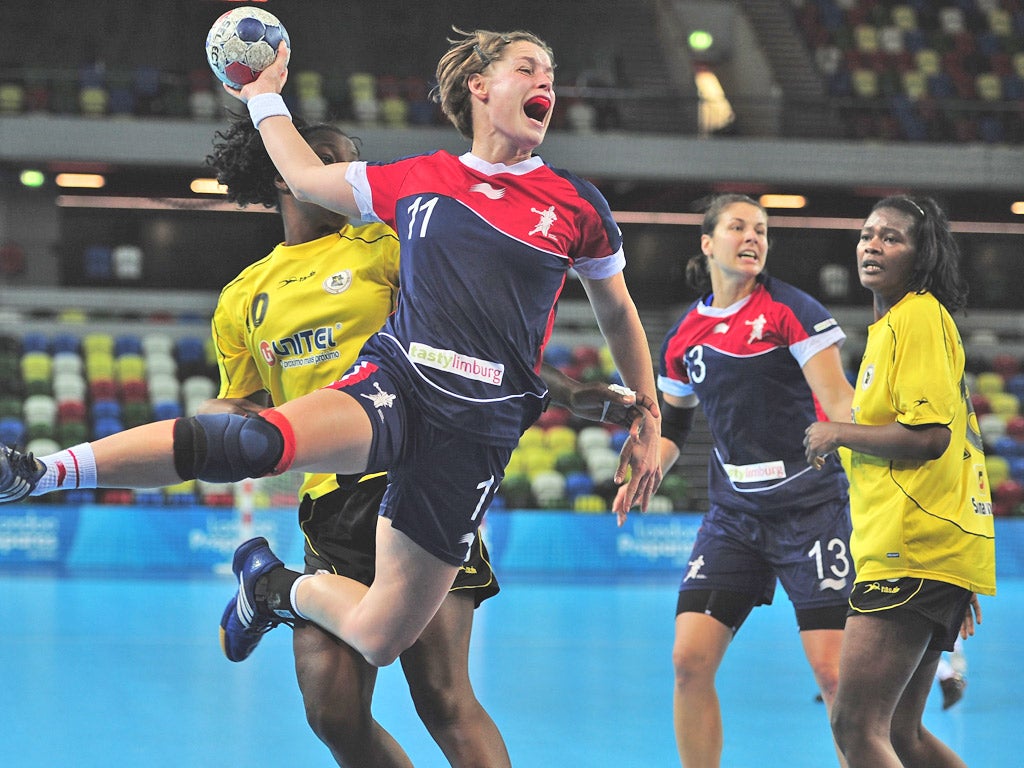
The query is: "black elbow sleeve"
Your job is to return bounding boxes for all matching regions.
[661,403,695,451]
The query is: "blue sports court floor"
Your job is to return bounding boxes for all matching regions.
[3,573,1021,766]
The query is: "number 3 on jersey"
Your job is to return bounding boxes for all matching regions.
[686,345,707,383]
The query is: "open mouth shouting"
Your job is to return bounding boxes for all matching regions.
[524,94,552,123]
[860,257,883,274]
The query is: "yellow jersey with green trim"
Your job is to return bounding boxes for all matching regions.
[841,291,995,596]
[212,222,400,499]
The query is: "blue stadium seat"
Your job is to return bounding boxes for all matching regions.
[93,416,124,439]
[91,399,122,421]
[564,470,595,501]
[114,335,143,357]
[20,332,49,354]
[83,245,113,280]
[152,400,183,420]
[0,416,26,447]
[51,333,81,354]
[994,435,1024,459]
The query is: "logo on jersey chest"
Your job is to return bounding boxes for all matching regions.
[323,270,353,295]
[861,364,875,390]
[529,205,559,241]
[469,182,505,200]
[465,183,562,245]
[258,325,341,367]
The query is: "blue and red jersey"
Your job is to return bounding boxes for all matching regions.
[345,150,623,446]
[659,276,849,513]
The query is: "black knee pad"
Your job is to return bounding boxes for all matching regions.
[172,414,284,483]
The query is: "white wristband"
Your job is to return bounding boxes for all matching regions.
[247,92,291,128]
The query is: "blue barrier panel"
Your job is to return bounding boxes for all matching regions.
[1,505,1021,580]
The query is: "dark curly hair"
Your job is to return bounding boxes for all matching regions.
[204,115,359,209]
[869,195,968,314]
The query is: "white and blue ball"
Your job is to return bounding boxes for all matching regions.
[205,7,290,89]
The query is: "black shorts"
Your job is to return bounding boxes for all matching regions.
[848,577,971,652]
[298,475,500,607]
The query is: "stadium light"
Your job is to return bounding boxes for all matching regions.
[191,177,228,195]
[19,170,45,188]
[760,194,807,209]
[688,30,714,53]
[55,173,106,189]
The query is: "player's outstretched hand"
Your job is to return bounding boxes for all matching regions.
[610,396,662,526]
[565,382,655,429]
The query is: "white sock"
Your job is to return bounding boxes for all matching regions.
[936,654,954,682]
[30,443,98,495]
[289,573,313,621]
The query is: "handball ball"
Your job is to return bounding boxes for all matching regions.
[205,7,290,89]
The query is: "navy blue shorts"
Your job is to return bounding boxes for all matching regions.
[679,497,854,611]
[328,360,512,567]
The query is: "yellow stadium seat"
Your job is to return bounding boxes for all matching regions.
[83,333,115,356]
[573,493,608,513]
[901,70,927,100]
[854,24,879,53]
[505,448,527,476]
[915,49,941,77]
[988,392,1020,418]
[21,351,52,384]
[976,73,1002,102]
[891,5,917,32]
[988,9,1012,37]
[975,371,1005,396]
[852,69,879,98]
[986,455,1010,487]
[545,425,577,453]
[518,425,546,450]
[520,446,557,477]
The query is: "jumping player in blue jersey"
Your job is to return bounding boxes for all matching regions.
[617,194,854,767]
[0,27,661,682]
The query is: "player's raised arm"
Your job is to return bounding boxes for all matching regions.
[226,43,360,218]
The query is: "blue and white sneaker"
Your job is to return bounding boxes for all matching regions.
[0,445,45,502]
[219,536,286,662]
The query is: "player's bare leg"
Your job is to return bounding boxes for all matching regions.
[295,517,460,667]
[673,611,732,767]
[401,591,512,768]
[293,622,414,767]
[800,628,848,767]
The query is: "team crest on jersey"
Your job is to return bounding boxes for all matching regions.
[529,205,559,241]
[323,270,353,295]
[861,364,875,389]
[745,313,767,343]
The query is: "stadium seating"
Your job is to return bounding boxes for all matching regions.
[798,0,1024,143]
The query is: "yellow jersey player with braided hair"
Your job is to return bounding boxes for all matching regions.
[804,195,995,768]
